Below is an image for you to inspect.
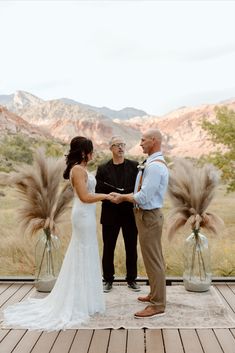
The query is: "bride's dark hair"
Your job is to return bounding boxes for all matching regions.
[63,136,93,179]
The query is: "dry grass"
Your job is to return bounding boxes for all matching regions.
[0,149,73,237]
[167,159,224,239]
[0,184,234,277]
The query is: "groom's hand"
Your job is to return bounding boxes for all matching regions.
[109,192,123,204]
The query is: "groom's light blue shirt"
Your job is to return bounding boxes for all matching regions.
[133,151,168,210]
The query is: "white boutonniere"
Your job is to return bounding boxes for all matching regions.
[137,161,146,171]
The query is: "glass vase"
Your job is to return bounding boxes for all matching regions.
[183,229,211,292]
[35,228,62,292]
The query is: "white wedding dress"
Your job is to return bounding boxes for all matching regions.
[3,172,105,330]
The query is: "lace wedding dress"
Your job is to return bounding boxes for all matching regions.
[3,172,105,330]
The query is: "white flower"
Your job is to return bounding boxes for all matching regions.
[137,162,146,171]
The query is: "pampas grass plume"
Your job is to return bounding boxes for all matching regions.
[0,148,73,237]
[167,158,224,240]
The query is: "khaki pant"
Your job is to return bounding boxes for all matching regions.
[134,208,166,310]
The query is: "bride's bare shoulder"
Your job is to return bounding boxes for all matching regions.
[72,164,86,173]
[70,165,87,182]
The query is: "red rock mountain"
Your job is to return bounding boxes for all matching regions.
[0,105,51,139]
[3,96,141,151]
[1,91,234,158]
[121,101,235,157]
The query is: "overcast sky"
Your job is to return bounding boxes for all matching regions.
[0,0,235,115]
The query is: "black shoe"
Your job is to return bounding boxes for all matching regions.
[103,282,112,293]
[128,281,141,292]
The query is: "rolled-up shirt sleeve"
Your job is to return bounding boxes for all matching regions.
[133,164,163,208]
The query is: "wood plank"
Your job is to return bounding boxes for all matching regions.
[108,329,127,353]
[70,330,94,353]
[50,330,77,353]
[214,329,235,353]
[146,329,164,353]
[127,329,144,353]
[162,329,184,353]
[180,329,203,353]
[30,331,59,353]
[196,329,224,353]
[11,330,42,353]
[0,284,12,296]
[0,284,23,307]
[89,329,110,353]
[0,329,26,353]
[215,284,235,313]
[0,329,9,342]
[227,284,235,294]
[1,281,235,353]
[1,284,34,310]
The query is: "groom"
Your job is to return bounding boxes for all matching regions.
[110,129,169,318]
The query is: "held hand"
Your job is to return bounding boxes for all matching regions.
[105,194,113,201]
[109,192,123,204]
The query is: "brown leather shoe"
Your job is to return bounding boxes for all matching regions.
[137,294,151,303]
[134,305,165,319]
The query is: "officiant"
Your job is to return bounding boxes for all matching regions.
[95,136,140,293]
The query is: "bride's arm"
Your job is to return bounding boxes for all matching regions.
[71,165,110,203]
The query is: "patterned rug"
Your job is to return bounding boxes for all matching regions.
[1,285,235,329]
[81,284,235,329]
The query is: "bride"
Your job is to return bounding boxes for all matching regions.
[3,136,111,330]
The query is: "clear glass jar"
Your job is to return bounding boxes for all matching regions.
[35,228,62,292]
[183,230,211,292]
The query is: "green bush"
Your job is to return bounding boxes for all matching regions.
[0,134,67,172]
[0,135,34,165]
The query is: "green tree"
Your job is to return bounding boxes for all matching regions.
[202,106,235,192]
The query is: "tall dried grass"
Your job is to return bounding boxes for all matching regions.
[0,234,35,275]
[166,158,224,239]
[0,148,73,237]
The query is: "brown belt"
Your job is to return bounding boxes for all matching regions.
[134,207,160,212]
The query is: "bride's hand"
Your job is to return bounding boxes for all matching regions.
[109,192,123,204]
[105,194,113,201]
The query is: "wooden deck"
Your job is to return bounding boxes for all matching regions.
[0,282,235,353]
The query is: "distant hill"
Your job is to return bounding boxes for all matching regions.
[0,91,43,111]
[0,91,147,121]
[1,90,234,158]
[0,91,142,150]
[0,105,51,139]
[60,98,147,120]
[125,101,235,157]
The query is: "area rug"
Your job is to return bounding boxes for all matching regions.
[1,285,235,329]
[81,285,235,329]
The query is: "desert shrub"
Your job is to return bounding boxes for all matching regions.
[0,134,67,171]
[0,135,34,165]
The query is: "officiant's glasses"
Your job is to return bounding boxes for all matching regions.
[111,143,126,148]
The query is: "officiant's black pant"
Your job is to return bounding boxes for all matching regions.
[102,222,138,283]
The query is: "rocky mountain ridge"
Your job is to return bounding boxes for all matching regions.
[0,105,52,139]
[0,91,147,121]
[0,90,234,158]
